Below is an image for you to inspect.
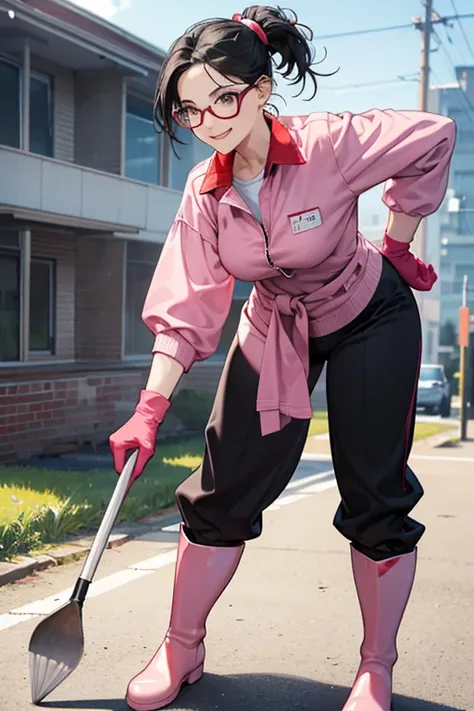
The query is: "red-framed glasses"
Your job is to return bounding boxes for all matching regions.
[172,83,257,129]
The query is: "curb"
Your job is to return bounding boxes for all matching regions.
[0,424,461,589]
[423,427,460,448]
[304,426,461,455]
[0,507,180,588]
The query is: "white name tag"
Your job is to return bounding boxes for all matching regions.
[288,207,322,234]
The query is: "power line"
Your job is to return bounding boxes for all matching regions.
[312,14,474,41]
[441,4,468,65]
[312,24,411,40]
[449,0,474,62]
[322,76,418,92]
[311,11,474,125]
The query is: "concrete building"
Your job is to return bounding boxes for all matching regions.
[359,70,474,374]
[427,66,474,390]
[0,0,259,462]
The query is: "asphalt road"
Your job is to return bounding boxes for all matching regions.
[0,446,472,711]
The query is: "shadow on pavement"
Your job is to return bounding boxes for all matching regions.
[39,672,464,711]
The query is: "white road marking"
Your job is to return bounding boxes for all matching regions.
[87,568,152,598]
[0,613,39,631]
[285,469,334,490]
[300,453,333,461]
[10,589,74,616]
[268,473,336,510]
[300,452,474,464]
[409,454,474,463]
[130,550,177,570]
[1,550,179,631]
[299,479,337,494]
[267,470,335,510]
[0,448,467,634]
[162,523,181,533]
[273,493,310,507]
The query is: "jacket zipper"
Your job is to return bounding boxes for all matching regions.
[230,186,294,278]
[260,222,294,279]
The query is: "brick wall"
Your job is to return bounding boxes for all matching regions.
[75,236,125,360]
[0,370,146,463]
[31,56,75,163]
[0,360,327,464]
[0,362,227,463]
[25,232,124,363]
[74,70,125,174]
[30,231,76,360]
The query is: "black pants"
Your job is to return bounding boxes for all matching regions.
[176,258,425,561]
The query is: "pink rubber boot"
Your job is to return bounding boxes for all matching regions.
[126,524,245,711]
[341,545,417,711]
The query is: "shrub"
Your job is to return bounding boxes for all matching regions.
[171,388,214,431]
[0,440,204,561]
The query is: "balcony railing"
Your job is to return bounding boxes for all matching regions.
[0,145,183,241]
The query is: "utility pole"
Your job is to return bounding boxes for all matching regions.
[419,0,433,119]
[458,276,470,441]
[412,0,434,348]
[412,0,434,269]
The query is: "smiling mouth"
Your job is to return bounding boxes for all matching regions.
[210,128,232,140]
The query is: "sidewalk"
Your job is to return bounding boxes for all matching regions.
[2,421,472,590]
[409,419,474,458]
[1,436,472,709]
[303,419,474,457]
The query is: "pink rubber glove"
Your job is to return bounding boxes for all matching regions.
[109,389,171,484]
[382,233,437,291]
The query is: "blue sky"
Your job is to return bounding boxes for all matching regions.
[71,0,474,114]
[70,0,474,219]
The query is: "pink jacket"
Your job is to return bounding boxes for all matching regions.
[142,109,456,436]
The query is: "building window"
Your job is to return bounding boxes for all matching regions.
[169,126,213,191]
[0,250,20,361]
[125,95,160,184]
[30,71,54,157]
[453,170,474,236]
[0,60,20,148]
[0,245,56,362]
[425,329,434,364]
[0,59,53,156]
[30,258,55,352]
[457,129,474,152]
[124,241,162,356]
[454,264,474,293]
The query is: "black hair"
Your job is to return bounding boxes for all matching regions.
[153,5,337,148]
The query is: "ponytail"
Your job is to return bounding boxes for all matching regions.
[154,5,336,143]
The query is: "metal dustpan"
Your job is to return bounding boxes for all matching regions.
[28,449,139,704]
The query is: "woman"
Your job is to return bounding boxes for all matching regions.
[109,6,456,711]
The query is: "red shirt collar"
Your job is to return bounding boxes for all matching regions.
[199,113,305,195]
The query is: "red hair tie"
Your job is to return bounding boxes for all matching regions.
[232,12,269,45]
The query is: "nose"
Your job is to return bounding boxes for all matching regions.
[202,108,216,131]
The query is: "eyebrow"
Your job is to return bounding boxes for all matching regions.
[180,83,240,106]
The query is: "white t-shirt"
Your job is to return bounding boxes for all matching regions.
[233,168,264,223]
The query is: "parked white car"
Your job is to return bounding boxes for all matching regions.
[416,364,452,417]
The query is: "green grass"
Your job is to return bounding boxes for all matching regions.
[0,415,457,562]
[308,410,329,437]
[308,411,455,441]
[413,422,456,440]
[0,439,204,562]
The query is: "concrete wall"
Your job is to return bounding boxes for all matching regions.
[75,236,125,361]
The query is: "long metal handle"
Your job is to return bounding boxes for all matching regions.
[80,450,138,583]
